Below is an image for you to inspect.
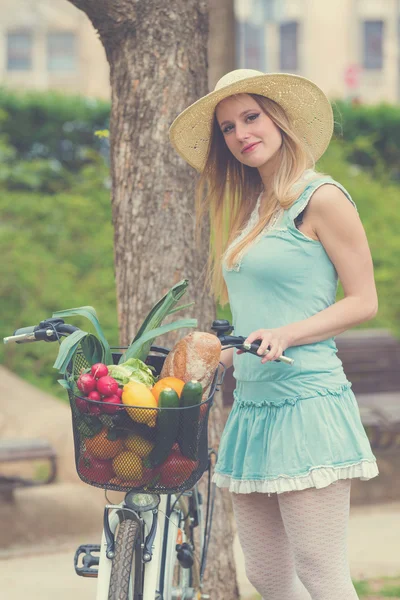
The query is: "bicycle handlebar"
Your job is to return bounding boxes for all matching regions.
[3,317,294,366]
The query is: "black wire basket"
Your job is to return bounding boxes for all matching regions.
[66,348,219,494]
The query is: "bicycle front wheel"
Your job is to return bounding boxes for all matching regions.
[108,519,141,600]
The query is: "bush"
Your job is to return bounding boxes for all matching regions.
[332,100,400,181]
[0,87,110,172]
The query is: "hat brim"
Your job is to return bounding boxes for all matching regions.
[169,73,334,172]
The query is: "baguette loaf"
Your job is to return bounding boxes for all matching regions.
[160,332,221,399]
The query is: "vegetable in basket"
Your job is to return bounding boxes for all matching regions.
[146,387,180,467]
[107,358,156,388]
[178,380,203,460]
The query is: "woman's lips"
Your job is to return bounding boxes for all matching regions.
[242,142,261,154]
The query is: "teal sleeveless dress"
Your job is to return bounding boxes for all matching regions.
[212,173,379,494]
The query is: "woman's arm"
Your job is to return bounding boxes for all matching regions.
[282,184,378,347]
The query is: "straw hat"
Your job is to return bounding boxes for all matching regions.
[169,69,334,172]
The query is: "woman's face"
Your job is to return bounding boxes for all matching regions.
[215,94,283,170]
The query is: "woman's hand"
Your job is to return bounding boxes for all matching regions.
[237,328,292,364]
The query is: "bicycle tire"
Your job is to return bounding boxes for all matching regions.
[108,519,141,600]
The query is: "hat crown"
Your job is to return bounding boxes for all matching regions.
[214,69,265,92]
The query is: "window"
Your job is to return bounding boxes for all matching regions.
[47,32,77,71]
[236,20,266,71]
[279,22,298,71]
[7,31,33,71]
[363,20,384,69]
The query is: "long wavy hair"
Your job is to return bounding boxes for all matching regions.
[194,93,324,306]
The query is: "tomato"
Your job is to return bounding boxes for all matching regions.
[158,451,198,487]
[78,452,115,484]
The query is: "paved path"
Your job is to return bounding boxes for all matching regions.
[1,502,399,600]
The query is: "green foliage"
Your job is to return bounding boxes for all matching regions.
[0,87,110,170]
[333,100,400,181]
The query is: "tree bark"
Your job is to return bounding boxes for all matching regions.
[208,0,236,89]
[66,1,240,598]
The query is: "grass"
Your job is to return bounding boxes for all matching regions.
[248,576,400,599]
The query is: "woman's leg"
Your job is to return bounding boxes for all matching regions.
[231,491,312,600]
[278,479,358,600]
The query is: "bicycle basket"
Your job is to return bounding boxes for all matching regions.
[66,349,218,494]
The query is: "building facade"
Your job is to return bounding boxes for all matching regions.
[0,0,400,104]
[235,0,400,103]
[0,0,109,98]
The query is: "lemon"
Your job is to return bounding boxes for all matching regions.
[112,451,143,481]
[122,381,158,427]
[124,434,155,457]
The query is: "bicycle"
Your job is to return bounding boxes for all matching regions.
[4,317,293,600]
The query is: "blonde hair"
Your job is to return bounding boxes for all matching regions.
[194,93,324,307]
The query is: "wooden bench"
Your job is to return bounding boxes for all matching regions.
[0,439,57,502]
[222,328,400,452]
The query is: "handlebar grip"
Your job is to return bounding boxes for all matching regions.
[242,341,294,366]
[4,331,38,344]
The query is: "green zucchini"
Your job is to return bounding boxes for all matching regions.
[147,387,180,467]
[178,380,203,460]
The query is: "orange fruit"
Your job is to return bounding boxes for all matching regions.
[85,428,123,459]
[151,377,185,403]
[122,381,158,427]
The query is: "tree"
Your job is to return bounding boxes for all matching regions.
[208,0,236,89]
[65,0,240,596]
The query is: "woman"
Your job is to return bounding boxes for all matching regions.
[169,69,379,600]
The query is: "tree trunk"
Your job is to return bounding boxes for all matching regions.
[208,0,236,89]
[66,1,240,598]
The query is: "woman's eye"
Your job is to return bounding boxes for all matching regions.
[222,114,260,134]
[247,113,259,122]
[222,125,233,134]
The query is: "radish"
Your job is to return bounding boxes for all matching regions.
[88,403,102,415]
[75,397,88,413]
[116,387,123,398]
[102,394,122,414]
[91,363,109,379]
[88,391,101,401]
[96,376,119,397]
[77,373,96,395]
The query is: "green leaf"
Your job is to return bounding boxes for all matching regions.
[80,333,104,365]
[167,301,195,315]
[120,318,197,363]
[57,378,72,390]
[131,279,189,345]
[52,306,112,365]
[53,329,89,374]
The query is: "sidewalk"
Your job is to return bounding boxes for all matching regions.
[0,501,399,600]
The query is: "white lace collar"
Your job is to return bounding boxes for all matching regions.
[222,169,316,272]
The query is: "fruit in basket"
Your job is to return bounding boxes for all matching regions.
[85,428,123,459]
[151,377,185,403]
[157,450,198,487]
[78,452,115,484]
[101,394,122,414]
[91,363,109,379]
[96,376,119,397]
[112,450,143,481]
[178,380,203,460]
[146,388,180,467]
[122,381,158,427]
[124,434,155,457]
[77,373,97,395]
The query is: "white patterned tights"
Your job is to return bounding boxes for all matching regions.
[231,480,358,600]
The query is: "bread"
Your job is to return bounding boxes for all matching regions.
[160,332,222,399]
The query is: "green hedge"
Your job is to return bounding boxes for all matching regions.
[332,100,400,180]
[0,87,110,172]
